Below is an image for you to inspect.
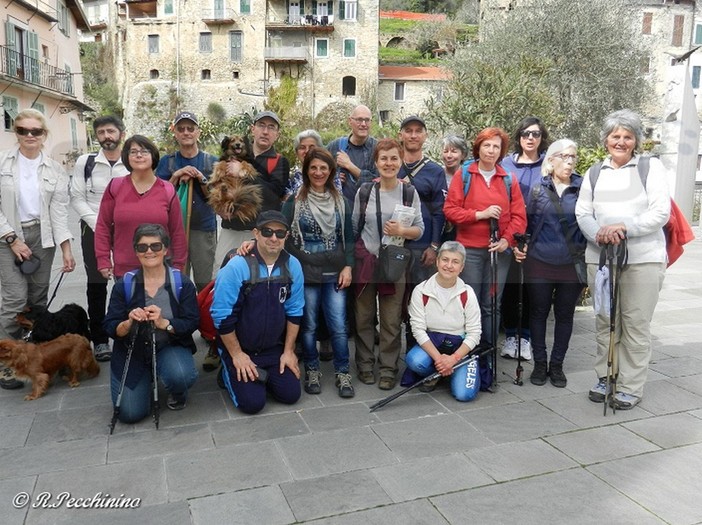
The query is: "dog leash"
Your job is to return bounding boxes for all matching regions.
[46,272,66,311]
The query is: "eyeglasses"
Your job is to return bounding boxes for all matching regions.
[520,130,542,139]
[128,149,152,157]
[15,127,45,137]
[260,227,287,239]
[254,122,279,132]
[350,117,371,124]
[135,242,164,253]
[553,153,577,162]
[176,125,196,133]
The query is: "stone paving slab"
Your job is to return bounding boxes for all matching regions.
[303,499,450,524]
[538,392,653,428]
[298,402,380,432]
[210,411,309,445]
[107,423,214,463]
[53,501,192,525]
[26,405,111,445]
[0,413,33,449]
[623,412,702,448]
[636,379,702,415]
[0,476,35,525]
[189,486,295,525]
[649,355,702,378]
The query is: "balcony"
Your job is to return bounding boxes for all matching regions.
[264,46,309,63]
[266,14,334,33]
[0,45,75,96]
[201,8,236,25]
[13,0,58,22]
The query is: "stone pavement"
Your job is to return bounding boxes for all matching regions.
[1,218,701,525]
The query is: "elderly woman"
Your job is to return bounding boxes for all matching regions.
[95,135,187,279]
[441,134,469,189]
[406,241,482,399]
[444,127,526,356]
[104,224,199,422]
[353,138,424,390]
[0,109,75,390]
[285,129,323,199]
[575,109,670,410]
[281,147,355,398]
[500,117,550,361]
[514,139,586,387]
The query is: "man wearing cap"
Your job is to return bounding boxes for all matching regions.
[214,110,290,276]
[211,210,304,414]
[327,105,378,205]
[157,111,218,293]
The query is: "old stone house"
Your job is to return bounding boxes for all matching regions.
[377,65,448,125]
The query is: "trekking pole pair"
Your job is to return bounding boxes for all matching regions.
[504,232,530,386]
[603,239,627,416]
[489,218,500,388]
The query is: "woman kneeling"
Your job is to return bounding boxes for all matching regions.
[406,241,482,400]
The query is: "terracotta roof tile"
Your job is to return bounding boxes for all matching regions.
[378,65,450,81]
[380,10,447,22]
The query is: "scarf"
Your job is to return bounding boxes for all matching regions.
[291,189,346,251]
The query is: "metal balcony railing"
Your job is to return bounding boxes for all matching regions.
[0,45,74,96]
[201,8,236,21]
[264,46,309,60]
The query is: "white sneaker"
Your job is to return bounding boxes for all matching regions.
[500,336,517,358]
[515,338,532,361]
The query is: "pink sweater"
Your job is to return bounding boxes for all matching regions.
[94,175,187,277]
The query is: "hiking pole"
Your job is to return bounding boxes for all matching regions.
[508,233,530,386]
[604,238,628,416]
[150,321,160,429]
[109,322,140,434]
[369,344,493,412]
[489,218,500,388]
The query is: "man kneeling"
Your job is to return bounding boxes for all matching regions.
[406,241,482,400]
[211,211,304,414]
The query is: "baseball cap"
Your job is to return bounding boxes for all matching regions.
[400,115,426,130]
[253,110,281,127]
[256,210,289,230]
[174,111,198,126]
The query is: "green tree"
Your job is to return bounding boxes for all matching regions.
[428,0,651,146]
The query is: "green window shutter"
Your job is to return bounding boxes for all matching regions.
[300,0,304,16]
[28,32,40,84]
[5,22,17,77]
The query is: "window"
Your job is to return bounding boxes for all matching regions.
[240,0,251,14]
[42,45,49,60]
[201,69,211,80]
[394,82,405,101]
[343,39,356,58]
[148,34,159,54]
[150,69,160,79]
[232,71,240,79]
[642,12,652,35]
[315,38,329,58]
[342,76,356,96]
[339,0,357,21]
[70,118,78,149]
[672,15,684,47]
[693,66,701,89]
[379,110,389,124]
[164,0,174,15]
[229,31,242,62]
[3,96,18,131]
[640,57,650,75]
[199,32,212,53]
[32,102,45,113]
[695,23,702,45]
[57,0,70,36]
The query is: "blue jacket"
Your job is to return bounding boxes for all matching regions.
[327,136,378,204]
[398,158,446,249]
[501,153,544,208]
[211,247,304,354]
[526,175,586,265]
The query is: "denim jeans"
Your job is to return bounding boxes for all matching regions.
[405,344,479,401]
[460,248,510,347]
[110,345,198,423]
[302,278,350,373]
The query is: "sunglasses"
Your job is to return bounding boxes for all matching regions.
[520,130,542,139]
[135,242,164,253]
[260,227,287,239]
[176,125,196,132]
[15,126,45,137]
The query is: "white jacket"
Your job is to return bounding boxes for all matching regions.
[409,274,481,350]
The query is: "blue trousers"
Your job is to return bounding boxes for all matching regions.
[405,344,480,402]
[302,279,350,373]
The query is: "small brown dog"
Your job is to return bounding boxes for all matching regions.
[207,134,262,223]
[0,334,100,400]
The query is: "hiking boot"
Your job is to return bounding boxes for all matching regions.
[304,370,322,394]
[94,343,112,362]
[530,361,548,386]
[202,346,220,372]
[319,340,333,362]
[610,391,640,410]
[549,362,567,388]
[0,367,22,390]
[516,338,532,361]
[378,376,396,391]
[335,373,355,398]
[358,371,375,385]
[166,393,186,411]
[500,336,517,358]
[588,377,609,403]
[419,376,440,393]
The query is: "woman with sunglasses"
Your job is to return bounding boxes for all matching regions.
[104,224,199,421]
[0,109,75,390]
[95,135,187,279]
[499,117,550,362]
[281,147,355,398]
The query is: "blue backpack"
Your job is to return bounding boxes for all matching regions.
[461,159,512,200]
[123,267,183,304]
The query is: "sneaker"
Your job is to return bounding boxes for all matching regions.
[0,367,23,390]
[516,338,532,361]
[202,346,220,372]
[610,391,640,410]
[94,343,112,362]
[530,361,548,386]
[358,371,375,385]
[588,377,610,403]
[304,369,322,394]
[319,340,333,362]
[378,376,396,391]
[549,362,567,388]
[419,376,440,393]
[335,373,355,398]
[166,393,186,410]
[500,336,517,358]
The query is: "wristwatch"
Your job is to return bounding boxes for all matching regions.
[4,233,17,245]
[430,243,439,252]
[165,323,174,334]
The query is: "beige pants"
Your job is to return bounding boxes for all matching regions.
[213,228,252,278]
[589,262,665,397]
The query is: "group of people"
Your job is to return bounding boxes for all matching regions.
[0,104,670,422]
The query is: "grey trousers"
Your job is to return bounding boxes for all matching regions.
[186,229,217,292]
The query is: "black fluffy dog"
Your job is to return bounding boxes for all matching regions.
[16,303,91,343]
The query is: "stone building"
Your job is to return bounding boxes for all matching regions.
[108,0,379,135]
[0,0,91,158]
[377,65,448,125]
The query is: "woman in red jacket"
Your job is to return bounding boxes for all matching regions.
[444,127,526,350]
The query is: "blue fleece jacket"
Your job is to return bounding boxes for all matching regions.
[501,153,544,208]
